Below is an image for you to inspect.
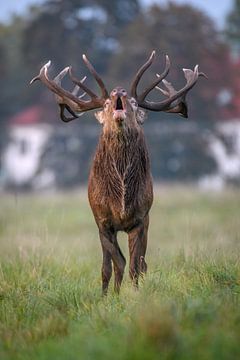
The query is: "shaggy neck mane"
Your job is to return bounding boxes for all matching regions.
[93,127,150,211]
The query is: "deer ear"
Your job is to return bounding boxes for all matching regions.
[95,110,104,124]
[137,109,146,124]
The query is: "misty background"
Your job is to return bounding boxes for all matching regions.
[0,0,240,191]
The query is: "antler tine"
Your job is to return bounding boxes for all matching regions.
[59,104,85,123]
[53,67,69,84]
[69,67,99,99]
[58,104,77,122]
[30,60,51,85]
[53,66,77,115]
[155,78,188,117]
[72,85,80,96]
[59,76,87,122]
[82,54,109,99]
[131,50,156,99]
[78,91,87,99]
[53,68,86,122]
[71,76,86,97]
[138,55,170,102]
[69,54,109,99]
[72,85,87,99]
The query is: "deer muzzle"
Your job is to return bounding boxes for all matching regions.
[113,95,127,123]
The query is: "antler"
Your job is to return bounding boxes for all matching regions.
[30,55,109,122]
[131,51,207,118]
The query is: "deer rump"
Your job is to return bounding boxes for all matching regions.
[31,51,206,294]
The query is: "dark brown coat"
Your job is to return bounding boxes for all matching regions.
[88,105,153,292]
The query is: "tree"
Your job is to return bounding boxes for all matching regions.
[225,0,240,55]
[22,0,140,79]
[108,3,234,121]
[0,17,29,122]
[20,0,140,114]
[224,0,240,119]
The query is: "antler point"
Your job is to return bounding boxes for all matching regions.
[165,54,170,66]
[200,72,208,79]
[45,60,51,67]
[29,77,38,85]
[150,50,156,59]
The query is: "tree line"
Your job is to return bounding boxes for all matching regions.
[0,0,240,126]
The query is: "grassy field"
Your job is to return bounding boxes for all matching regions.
[0,187,240,360]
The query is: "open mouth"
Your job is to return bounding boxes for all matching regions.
[113,96,126,123]
[115,96,124,110]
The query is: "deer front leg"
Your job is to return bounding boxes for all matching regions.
[99,229,126,295]
[112,237,126,293]
[140,215,149,275]
[100,244,112,296]
[128,215,149,287]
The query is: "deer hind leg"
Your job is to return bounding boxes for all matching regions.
[99,229,126,295]
[112,237,126,293]
[128,215,149,287]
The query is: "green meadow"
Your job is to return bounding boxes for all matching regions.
[0,188,240,359]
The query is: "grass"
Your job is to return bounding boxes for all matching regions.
[0,187,240,359]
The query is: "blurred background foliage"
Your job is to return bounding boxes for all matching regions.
[0,0,240,125]
[1,0,240,190]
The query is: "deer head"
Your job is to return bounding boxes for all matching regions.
[30,51,206,127]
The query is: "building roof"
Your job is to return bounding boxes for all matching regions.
[9,105,50,126]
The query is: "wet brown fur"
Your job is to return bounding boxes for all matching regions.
[88,89,153,294]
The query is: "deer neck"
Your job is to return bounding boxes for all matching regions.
[101,126,141,158]
[91,125,150,215]
[94,126,149,182]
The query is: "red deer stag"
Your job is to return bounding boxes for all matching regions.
[30,51,206,294]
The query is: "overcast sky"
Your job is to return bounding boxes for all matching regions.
[0,0,233,28]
